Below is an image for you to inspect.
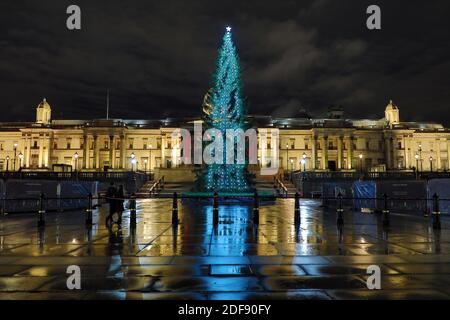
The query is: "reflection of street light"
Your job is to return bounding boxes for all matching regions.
[429,156,433,172]
[290,158,294,172]
[144,159,148,173]
[13,143,17,171]
[6,156,10,172]
[73,152,79,171]
[18,152,24,169]
[359,153,363,173]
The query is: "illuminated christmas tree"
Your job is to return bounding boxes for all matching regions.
[202,26,250,192]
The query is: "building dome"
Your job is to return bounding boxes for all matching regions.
[37,98,51,110]
[36,98,52,124]
[385,99,399,125]
[385,99,398,111]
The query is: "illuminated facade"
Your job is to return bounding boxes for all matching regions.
[0,98,449,173]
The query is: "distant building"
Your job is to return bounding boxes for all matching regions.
[0,98,449,173]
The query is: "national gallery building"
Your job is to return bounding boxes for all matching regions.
[0,98,449,173]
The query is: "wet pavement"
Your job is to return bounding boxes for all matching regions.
[0,198,449,300]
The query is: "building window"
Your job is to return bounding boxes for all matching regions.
[366,141,370,150]
[35,141,39,148]
[129,138,134,149]
[305,142,309,150]
[104,141,109,149]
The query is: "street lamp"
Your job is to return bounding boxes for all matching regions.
[13,143,17,171]
[302,152,307,172]
[73,152,79,171]
[429,156,433,172]
[130,152,136,171]
[359,153,363,173]
[5,156,9,172]
[18,152,24,169]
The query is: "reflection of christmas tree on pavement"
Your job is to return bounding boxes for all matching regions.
[202,26,251,192]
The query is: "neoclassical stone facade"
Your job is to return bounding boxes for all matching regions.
[0,99,449,173]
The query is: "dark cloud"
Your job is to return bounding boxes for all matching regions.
[0,0,450,125]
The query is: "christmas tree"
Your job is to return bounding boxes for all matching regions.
[201,26,251,193]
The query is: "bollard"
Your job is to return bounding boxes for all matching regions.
[130,193,137,226]
[127,193,137,226]
[172,192,179,224]
[38,193,46,227]
[382,193,390,227]
[85,193,93,226]
[213,192,219,225]
[294,192,301,226]
[253,191,259,224]
[432,193,441,230]
[336,192,344,225]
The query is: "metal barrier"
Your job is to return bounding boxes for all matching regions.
[0,192,447,231]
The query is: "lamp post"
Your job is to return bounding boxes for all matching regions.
[429,156,433,172]
[302,153,307,172]
[130,152,136,172]
[359,153,363,173]
[5,156,9,172]
[18,152,24,169]
[301,159,306,172]
[13,143,17,171]
[73,152,79,172]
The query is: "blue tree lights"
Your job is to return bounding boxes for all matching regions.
[203,26,250,192]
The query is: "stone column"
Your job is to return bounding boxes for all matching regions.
[162,135,167,168]
[109,135,115,169]
[93,135,98,170]
[322,136,328,170]
[391,137,397,169]
[437,139,442,171]
[25,135,31,168]
[404,137,410,169]
[120,134,126,169]
[337,136,343,170]
[311,134,317,170]
[447,139,450,171]
[347,136,353,169]
[385,136,391,170]
[43,136,49,168]
[82,135,88,169]
[38,135,44,168]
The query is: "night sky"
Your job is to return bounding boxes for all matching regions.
[1,0,450,125]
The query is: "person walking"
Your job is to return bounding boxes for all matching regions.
[105,182,117,227]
